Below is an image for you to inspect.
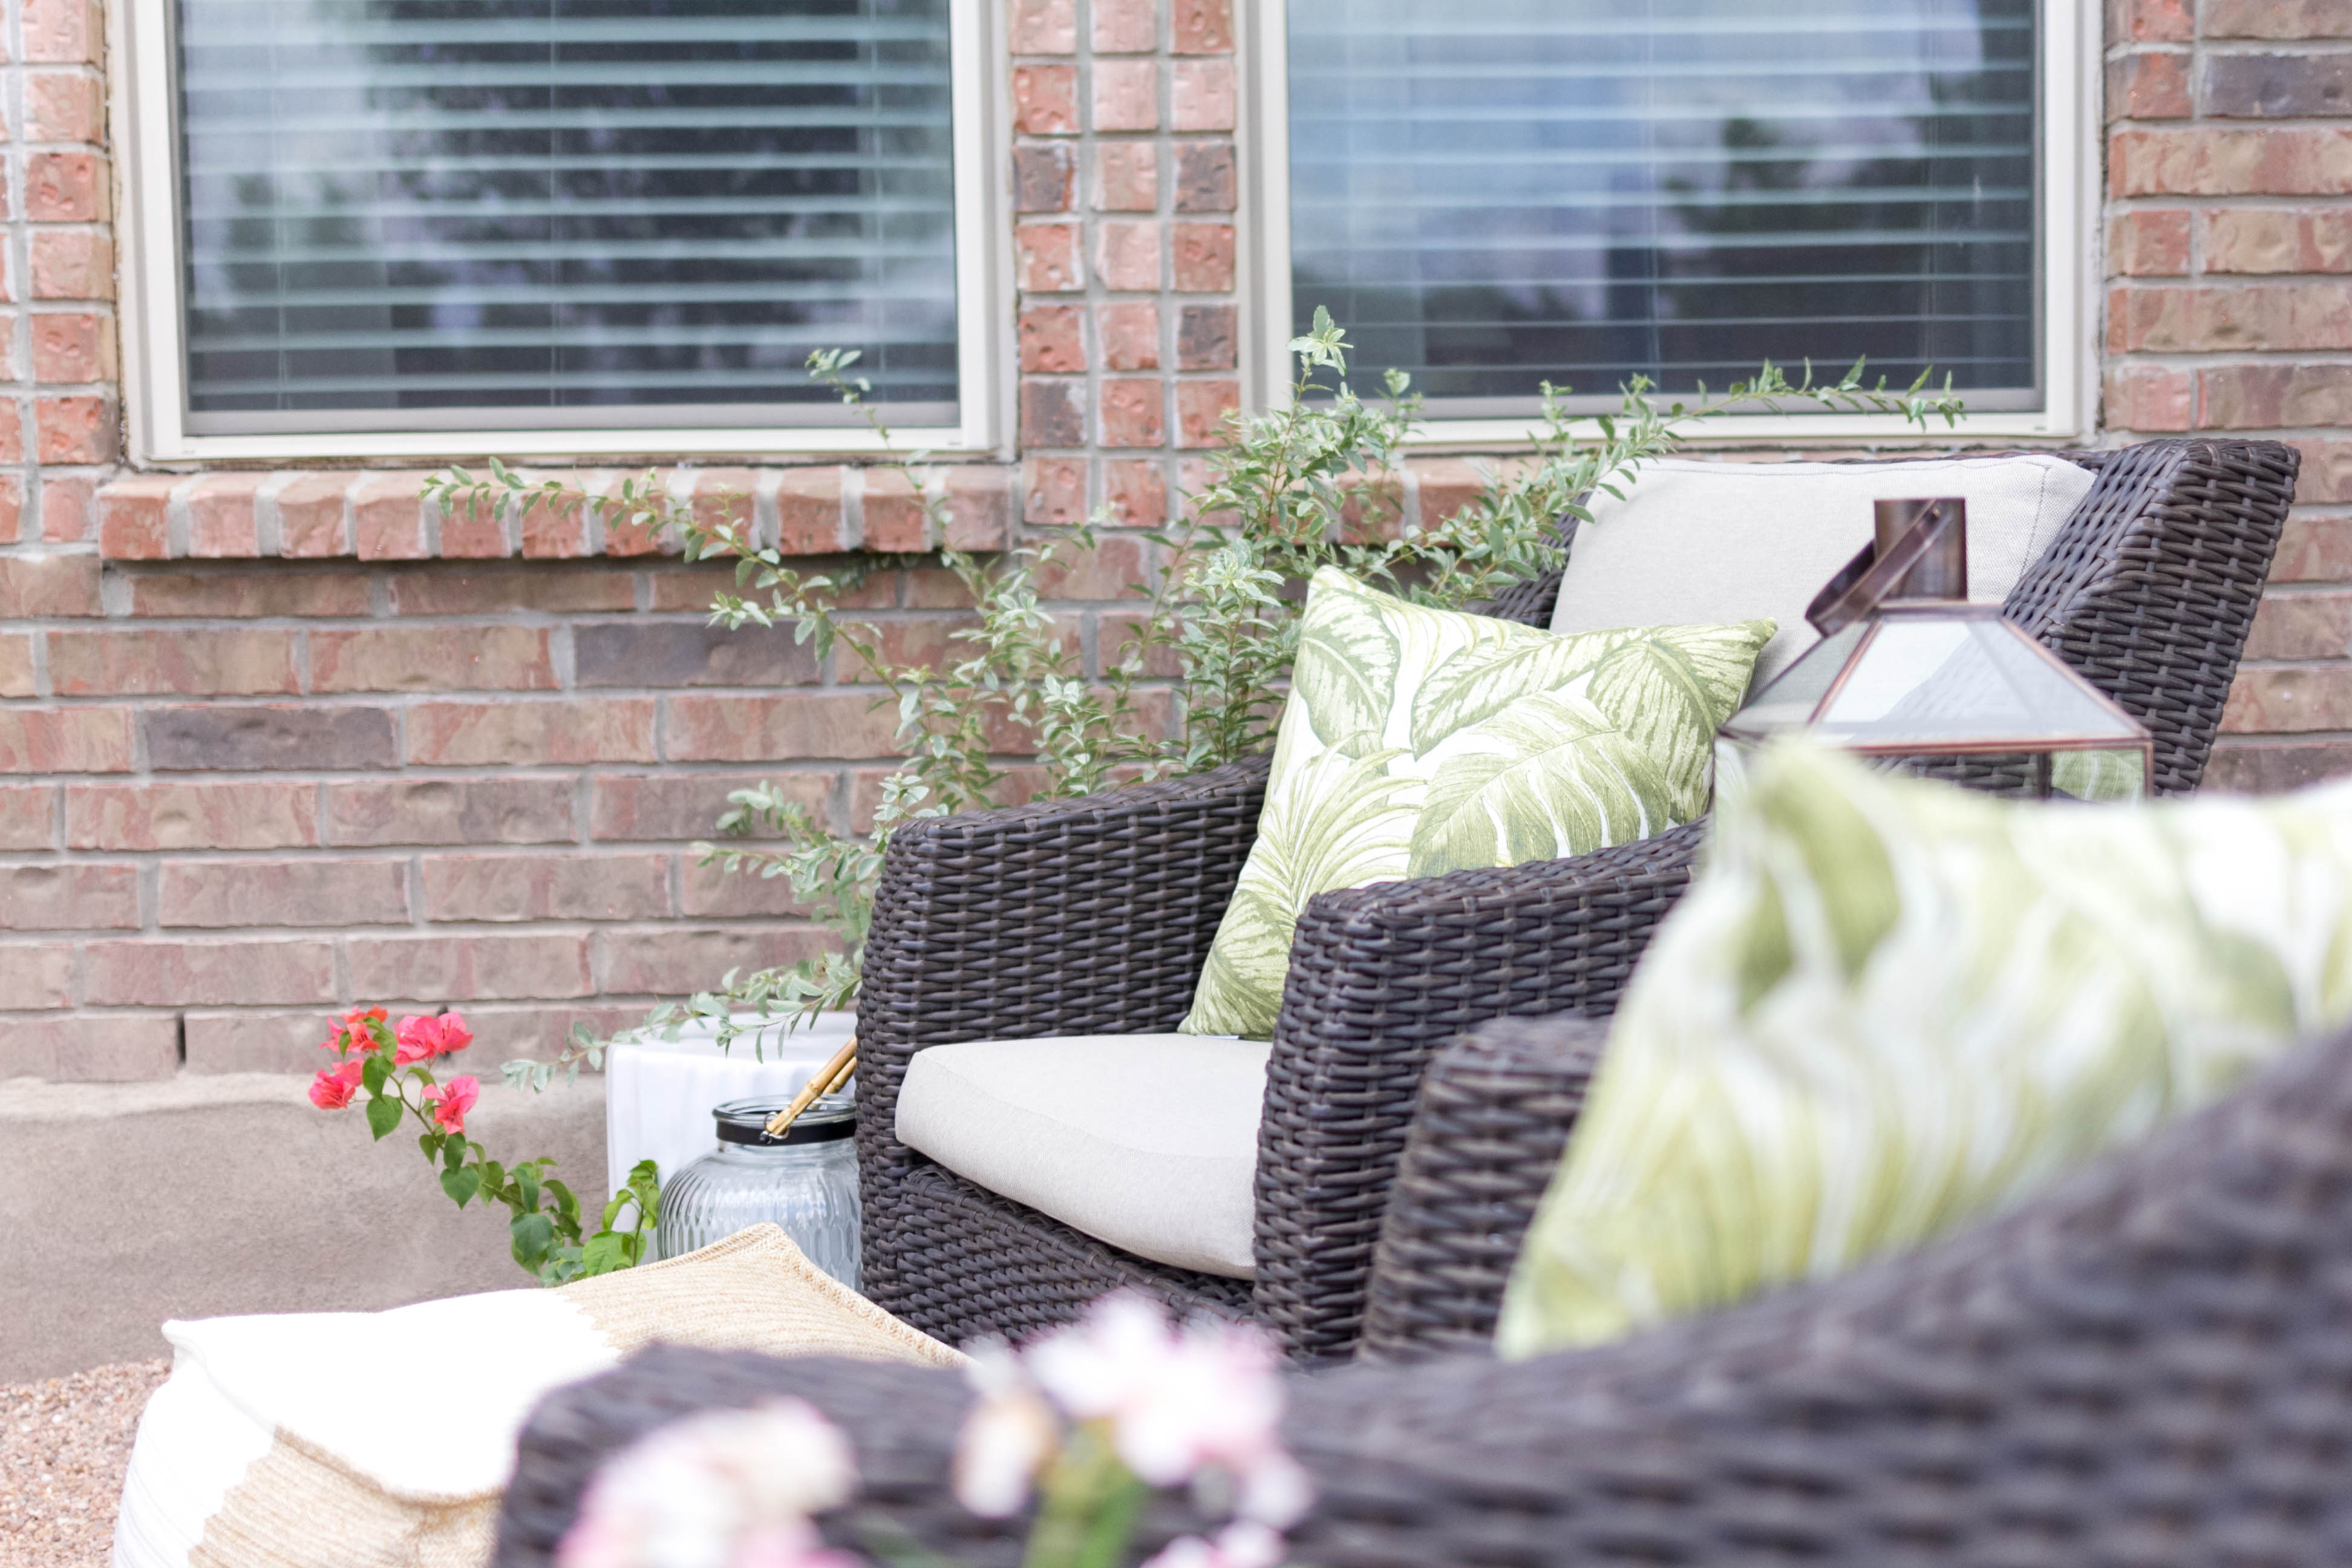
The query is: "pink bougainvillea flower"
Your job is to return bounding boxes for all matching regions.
[952,1342,1060,1518]
[423,1075,480,1134]
[393,1021,435,1066]
[556,1399,857,1568]
[308,1067,357,1110]
[396,1012,474,1065]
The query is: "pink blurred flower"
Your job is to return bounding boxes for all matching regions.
[556,1399,857,1568]
[423,1075,479,1134]
[1140,1522,1287,1568]
[396,1012,473,1064]
[307,1067,357,1110]
[952,1342,1061,1518]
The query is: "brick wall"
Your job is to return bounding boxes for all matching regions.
[4,0,2351,1079]
[2104,0,2352,789]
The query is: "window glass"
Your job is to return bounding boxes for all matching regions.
[1287,0,2038,412]
[175,0,958,433]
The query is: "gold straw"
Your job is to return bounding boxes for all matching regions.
[763,1036,857,1138]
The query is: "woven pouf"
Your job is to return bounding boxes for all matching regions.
[112,1226,961,1568]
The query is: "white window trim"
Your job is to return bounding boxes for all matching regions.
[1241,0,2097,446]
[108,0,1011,465]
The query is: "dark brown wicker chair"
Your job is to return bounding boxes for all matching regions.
[500,1014,2352,1568]
[855,439,2301,1363]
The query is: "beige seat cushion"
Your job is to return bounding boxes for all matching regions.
[895,1033,1268,1279]
[1550,454,2100,685]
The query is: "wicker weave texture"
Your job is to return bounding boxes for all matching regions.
[1357,1016,1609,1362]
[501,1019,2352,1568]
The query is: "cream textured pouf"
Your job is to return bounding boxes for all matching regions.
[112,1226,961,1568]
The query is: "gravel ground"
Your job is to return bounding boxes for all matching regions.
[1,1361,169,1568]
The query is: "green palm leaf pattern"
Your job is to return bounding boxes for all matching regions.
[1180,568,1775,1039]
[1406,694,1676,877]
[1497,740,2352,1358]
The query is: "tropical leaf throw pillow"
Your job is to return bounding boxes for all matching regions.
[1497,739,2352,1359]
[1178,568,1773,1039]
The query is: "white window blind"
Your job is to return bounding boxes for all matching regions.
[174,0,959,435]
[1287,0,2039,414]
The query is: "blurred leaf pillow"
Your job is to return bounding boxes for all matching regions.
[1498,739,2352,1358]
[1180,567,1772,1039]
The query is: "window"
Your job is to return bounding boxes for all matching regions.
[117,0,1001,460]
[1254,0,2088,437]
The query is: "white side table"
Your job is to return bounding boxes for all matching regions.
[603,1012,856,1199]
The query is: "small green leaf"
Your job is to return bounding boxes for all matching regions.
[365,1095,402,1140]
[440,1166,481,1207]
[362,1054,390,1095]
[580,1232,629,1276]
[511,1211,557,1269]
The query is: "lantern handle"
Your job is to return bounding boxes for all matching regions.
[1805,496,1965,638]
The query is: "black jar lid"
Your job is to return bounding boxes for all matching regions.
[714,1092,855,1147]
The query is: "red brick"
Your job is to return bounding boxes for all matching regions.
[681,858,817,918]
[145,705,395,771]
[273,472,355,557]
[690,467,756,547]
[311,625,557,693]
[2204,53,2352,119]
[1100,377,1166,448]
[1094,0,1156,51]
[24,151,102,220]
[1172,60,1236,131]
[590,771,827,841]
[0,402,24,465]
[2109,282,2352,352]
[1411,458,1486,530]
[664,693,903,761]
[98,472,173,558]
[0,552,99,616]
[1097,220,1163,290]
[2224,665,2352,734]
[48,628,299,696]
[0,785,54,850]
[2105,364,2196,431]
[30,311,103,381]
[128,570,369,618]
[1176,379,1240,448]
[36,394,109,462]
[0,945,71,1010]
[0,635,28,698]
[1021,306,1087,374]
[593,927,832,997]
[1093,59,1158,132]
[40,474,91,541]
[1174,142,1236,213]
[0,474,23,546]
[326,777,577,846]
[943,465,1014,551]
[1025,457,1089,526]
[2275,513,2352,587]
[2198,364,2352,428]
[1033,534,1151,600]
[2111,128,2352,197]
[0,708,131,772]
[2108,209,2192,276]
[776,466,849,554]
[67,780,316,851]
[0,1016,180,1082]
[350,471,431,560]
[2106,51,2190,120]
[84,938,338,1006]
[22,0,97,61]
[2294,443,2352,505]
[861,468,934,553]
[1172,223,1236,292]
[159,857,408,928]
[2204,209,2352,274]
[1013,65,1079,134]
[185,472,264,557]
[2246,592,2352,661]
[1013,143,1075,212]
[1177,303,1237,370]
[2204,0,2352,36]
[406,699,658,765]
[1096,142,1158,211]
[178,1011,340,1074]
[2106,0,2192,41]
[0,861,134,929]
[348,933,595,1001]
[1103,460,1168,528]
[24,71,101,142]
[387,565,633,615]
[422,852,671,922]
[1009,0,1076,53]
[517,482,590,558]
[1018,223,1083,292]
[28,230,107,300]
[1171,0,1232,52]
[1099,301,1160,371]
[1022,379,1086,448]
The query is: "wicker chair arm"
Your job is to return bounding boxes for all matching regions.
[1250,821,1704,1362]
[1357,1014,1610,1362]
[855,752,1270,1318]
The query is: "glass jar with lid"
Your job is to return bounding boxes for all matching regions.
[656,1093,860,1289]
